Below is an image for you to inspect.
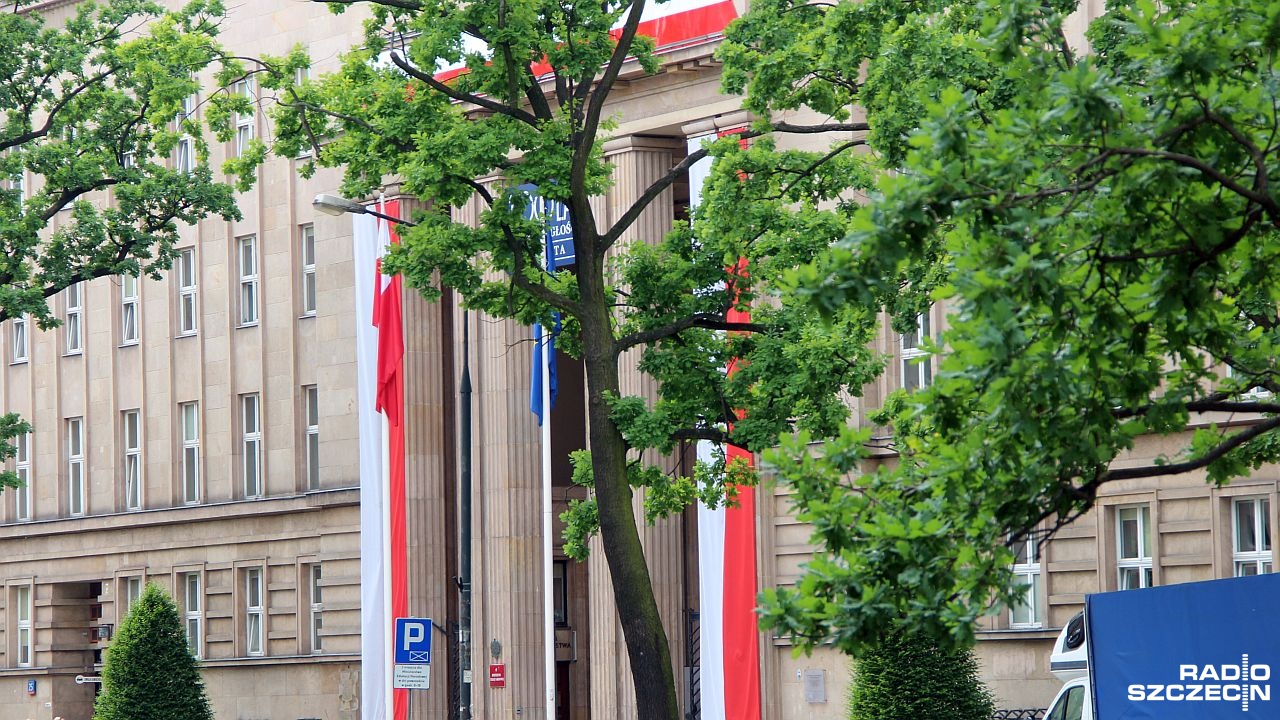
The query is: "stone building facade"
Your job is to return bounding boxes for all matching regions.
[3,0,1255,719]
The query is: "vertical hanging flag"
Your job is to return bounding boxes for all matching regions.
[355,201,409,720]
[523,185,570,425]
[689,131,762,720]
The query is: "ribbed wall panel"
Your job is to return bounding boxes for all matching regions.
[401,197,454,720]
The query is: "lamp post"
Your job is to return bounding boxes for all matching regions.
[314,194,473,719]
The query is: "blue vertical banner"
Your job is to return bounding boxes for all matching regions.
[1086,574,1280,719]
[520,184,573,424]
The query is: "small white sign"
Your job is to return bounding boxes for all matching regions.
[75,675,103,685]
[394,663,431,690]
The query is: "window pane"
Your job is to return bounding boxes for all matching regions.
[179,249,194,285]
[303,273,316,314]
[247,613,262,654]
[244,442,259,496]
[1119,508,1139,559]
[183,404,198,441]
[1119,566,1139,590]
[125,412,140,448]
[1237,500,1258,553]
[1238,561,1260,577]
[69,419,82,456]
[186,574,200,610]
[248,570,261,606]
[17,586,30,621]
[16,432,27,463]
[311,565,322,603]
[122,275,137,298]
[240,238,255,275]
[184,447,199,501]
[187,618,200,654]
[243,396,258,432]
[307,434,320,490]
[122,303,137,341]
[302,226,315,264]
[306,387,319,426]
[241,282,257,324]
[313,615,323,652]
[1263,499,1272,552]
[180,293,196,333]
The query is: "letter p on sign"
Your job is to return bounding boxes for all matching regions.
[394,617,433,664]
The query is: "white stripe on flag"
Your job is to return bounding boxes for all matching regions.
[354,214,389,720]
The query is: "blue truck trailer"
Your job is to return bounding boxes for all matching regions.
[1045,573,1278,719]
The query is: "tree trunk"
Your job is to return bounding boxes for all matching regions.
[578,260,681,719]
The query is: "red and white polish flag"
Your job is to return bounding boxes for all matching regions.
[355,202,409,720]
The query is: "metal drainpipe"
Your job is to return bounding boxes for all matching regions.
[459,310,473,720]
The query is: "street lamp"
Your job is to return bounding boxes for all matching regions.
[311,193,417,226]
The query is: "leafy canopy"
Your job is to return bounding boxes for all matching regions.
[719,0,1280,653]
[0,0,240,479]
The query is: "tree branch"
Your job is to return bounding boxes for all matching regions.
[575,0,645,180]
[615,313,768,353]
[390,52,541,126]
[312,0,423,8]
[1102,415,1280,482]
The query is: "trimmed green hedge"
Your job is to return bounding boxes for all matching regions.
[94,583,213,720]
[850,629,995,720]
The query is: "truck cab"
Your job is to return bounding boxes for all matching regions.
[1045,612,1092,720]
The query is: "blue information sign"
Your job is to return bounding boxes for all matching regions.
[394,617,433,664]
[517,184,576,268]
[1086,574,1280,719]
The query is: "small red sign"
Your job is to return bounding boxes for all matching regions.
[489,663,506,688]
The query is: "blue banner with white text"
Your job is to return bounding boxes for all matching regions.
[1086,573,1280,719]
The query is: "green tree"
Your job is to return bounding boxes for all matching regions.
[94,583,214,720]
[0,0,239,478]
[258,0,879,714]
[849,629,994,720]
[717,0,1280,654]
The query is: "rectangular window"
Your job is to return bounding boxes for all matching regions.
[1009,535,1044,628]
[15,584,31,667]
[182,572,202,658]
[65,282,83,354]
[245,567,264,656]
[123,410,141,510]
[1116,505,1153,589]
[242,394,262,498]
[238,235,258,326]
[305,385,319,490]
[181,402,200,504]
[177,248,197,335]
[10,315,27,363]
[233,80,255,158]
[553,559,567,626]
[1233,497,1272,577]
[120,275,139,345]
[301,224,316,316]
[175,95,195,173]
[900,312,932,391]
[15,431,30,521]
[67,417,85,516]
[121,576,142,618]
[309,564,323,654]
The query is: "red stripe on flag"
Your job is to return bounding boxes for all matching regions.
[373,201,410,720]
[722,253,761,720]
[434,0,738,82]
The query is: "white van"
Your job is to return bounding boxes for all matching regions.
[1045,612,1092,720]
